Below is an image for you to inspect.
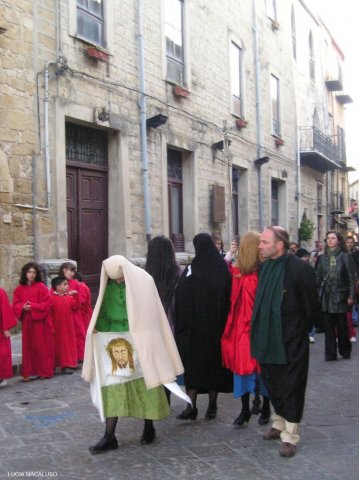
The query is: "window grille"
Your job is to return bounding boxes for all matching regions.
[66,123,108,166]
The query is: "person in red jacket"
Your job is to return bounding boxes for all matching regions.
[50,276,80,374]
[58,262,86,363]
[0,287,17,386]
[13,262,54,382]
[222,231,270,426]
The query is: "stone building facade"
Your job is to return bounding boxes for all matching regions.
[0,0,352,295]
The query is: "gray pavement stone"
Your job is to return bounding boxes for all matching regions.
[1,332,359,479]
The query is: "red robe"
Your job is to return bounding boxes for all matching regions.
[50,292,80,368]
[13,282,54,378]
[0,288,17,379]
[78,281,93,332]
[221,266,260,376]
[68,279,86,361]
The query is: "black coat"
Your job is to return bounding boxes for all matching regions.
[260,255,318,423]
[174,233,233,393]
[316,249,357,313]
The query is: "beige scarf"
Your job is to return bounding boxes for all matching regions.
[82,255,184,388]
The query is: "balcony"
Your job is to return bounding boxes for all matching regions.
[330,191,345,214]
[325,70,343,92]
[336,94,353,105]
[299,126,342,172]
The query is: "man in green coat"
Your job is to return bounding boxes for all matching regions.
[251,227,318,458]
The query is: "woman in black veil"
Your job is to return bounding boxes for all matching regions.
[175,233,232,420]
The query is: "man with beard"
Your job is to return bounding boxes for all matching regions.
[251,226,318,458]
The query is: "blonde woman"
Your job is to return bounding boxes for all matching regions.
[222,231,270,426]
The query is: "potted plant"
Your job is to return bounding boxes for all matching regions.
[275,137,284,147]
[173,85,190,98]
[298,216,315,243]
[235,118,248,129]
[86,46,109,62]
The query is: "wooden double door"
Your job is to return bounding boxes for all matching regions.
[66,123,108,301]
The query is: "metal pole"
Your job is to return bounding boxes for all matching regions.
[223,120,232,246]
[137,0,152,243]
[252,0,264,230]
[297,126,301,235]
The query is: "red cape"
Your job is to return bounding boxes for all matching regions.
[0,288,17,378]
[50,293,79,368]
[13,282,54,378]
[221,266,260,376]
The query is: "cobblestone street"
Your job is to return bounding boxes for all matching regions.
[1,333,358,480]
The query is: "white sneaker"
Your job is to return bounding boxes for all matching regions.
[309,336,316,343]
[350,337,357,343]
[0,379,8,387]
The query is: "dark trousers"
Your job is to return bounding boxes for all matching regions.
[323,313,352,360]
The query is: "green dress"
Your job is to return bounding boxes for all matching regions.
[95,280,169,419]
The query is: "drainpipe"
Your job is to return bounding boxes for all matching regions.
[32,153,39,261]
[137,0,152,243]
[44,61,56,209]
[253,0,264,230]
[55,0,62,57]
[296,127,301,234]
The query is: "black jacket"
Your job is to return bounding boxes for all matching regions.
[316,249,357,313]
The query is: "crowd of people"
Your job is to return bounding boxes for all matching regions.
[0,227,357,460]
[0,261,92,385]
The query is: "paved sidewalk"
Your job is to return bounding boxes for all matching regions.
[1,333,359,479]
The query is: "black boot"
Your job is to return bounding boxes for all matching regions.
[176,404,198,420]
[258,396,271,425]
[177,389,198,420]
[251,380,261,415]
[140,419,156,444]
[233,393,251,425]
[205,390,218,420]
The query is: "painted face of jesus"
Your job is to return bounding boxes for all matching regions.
[112,345,129,368]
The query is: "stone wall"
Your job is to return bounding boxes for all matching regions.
[0,0,350,294]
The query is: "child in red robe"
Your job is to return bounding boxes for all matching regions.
[13,262,54,382]
[58,262,86,363]
[74,271,93,332]
[50,276,80,374]
[0,287,17,386]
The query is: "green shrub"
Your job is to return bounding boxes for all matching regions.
[299,217,315,242]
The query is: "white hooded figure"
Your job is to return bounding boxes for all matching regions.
[82,255,186,454]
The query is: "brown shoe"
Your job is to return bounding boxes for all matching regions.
[263,428,281,440]
[279,442,296,458]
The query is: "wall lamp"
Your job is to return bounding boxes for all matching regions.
[146,114,168,128]
[254,156,270,166]
[96,106,110,122]
[211,140,232,151]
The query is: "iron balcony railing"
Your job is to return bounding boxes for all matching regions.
[299,126,342,167]
[330,191,345,213]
